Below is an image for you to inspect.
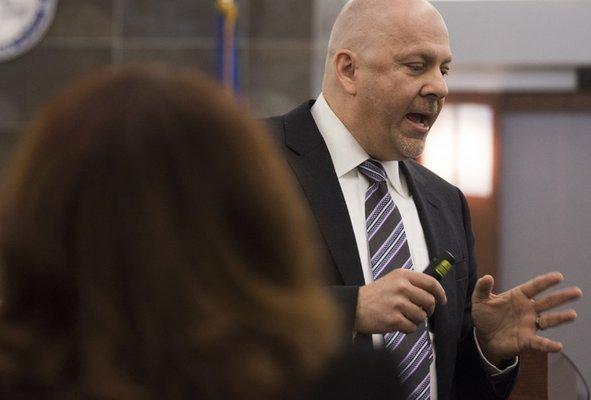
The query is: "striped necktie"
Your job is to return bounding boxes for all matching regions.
[358,159,433,400]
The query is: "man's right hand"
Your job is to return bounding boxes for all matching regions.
[354,269,447,334]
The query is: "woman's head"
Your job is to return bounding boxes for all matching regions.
[0,65,339,399]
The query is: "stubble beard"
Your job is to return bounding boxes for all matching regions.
[395,133,427,160]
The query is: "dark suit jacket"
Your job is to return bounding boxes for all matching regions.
[302,347,403,400]
[265,101,518,400]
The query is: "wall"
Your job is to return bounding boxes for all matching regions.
[311,0,345,94]
[0,0,314,168]
[432,0,591,92]
[433,1,591,66]
[499,111,591,394]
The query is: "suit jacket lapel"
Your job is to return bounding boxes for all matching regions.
[282,102,365,286]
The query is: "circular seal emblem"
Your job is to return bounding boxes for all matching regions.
[0,0,58,62]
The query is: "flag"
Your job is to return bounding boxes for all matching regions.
[215,0,239,94]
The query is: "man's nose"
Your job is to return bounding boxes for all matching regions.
[421,70,448,99]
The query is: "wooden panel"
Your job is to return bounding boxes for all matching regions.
[466,196,498,280]
[509,350,548,400]
[447,92,591,112]
[498,92,591,112]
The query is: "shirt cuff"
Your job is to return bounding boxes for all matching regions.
[473,328,518,378]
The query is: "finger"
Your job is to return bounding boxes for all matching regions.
[387,314,419,334]
[400,300,428,325]
[520,272,564,299]
[534,287,583,313]
[529,336,563,353]
[539,309,578,330]
[407,272,447,305]
[406,287,437,316]
[473,275,494,301]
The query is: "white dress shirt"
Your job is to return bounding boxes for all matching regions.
[310,93,515,398]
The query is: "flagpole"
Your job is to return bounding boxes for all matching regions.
[215,0,239,93]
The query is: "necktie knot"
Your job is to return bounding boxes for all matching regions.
[358,159,388,184]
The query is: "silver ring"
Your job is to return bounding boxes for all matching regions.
[535,315,545,331]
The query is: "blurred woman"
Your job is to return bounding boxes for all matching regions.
[0,65,340,399]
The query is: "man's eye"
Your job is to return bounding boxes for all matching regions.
[441,68,450,76]
[407,64,425,72]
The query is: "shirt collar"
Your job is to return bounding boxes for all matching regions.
[310,93,410,198]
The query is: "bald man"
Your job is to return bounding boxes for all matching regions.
[266,1,582,399]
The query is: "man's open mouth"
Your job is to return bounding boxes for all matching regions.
[405,113,431,128]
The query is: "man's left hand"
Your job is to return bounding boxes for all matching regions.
[471,272,582,365]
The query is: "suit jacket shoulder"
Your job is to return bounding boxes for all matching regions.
[263,101,365,331]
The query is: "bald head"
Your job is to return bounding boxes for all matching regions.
[324,0,446,84]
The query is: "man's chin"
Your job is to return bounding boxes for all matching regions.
[398,138,426,160]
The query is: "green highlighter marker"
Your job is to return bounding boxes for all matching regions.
[424,249,456,281]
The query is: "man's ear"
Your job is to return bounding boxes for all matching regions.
[333,50,358,95]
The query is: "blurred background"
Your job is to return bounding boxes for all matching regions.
[1,0,590,398]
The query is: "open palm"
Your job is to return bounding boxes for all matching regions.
[471,272,581,363]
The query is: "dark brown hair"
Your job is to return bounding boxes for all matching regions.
[0,65,339,399]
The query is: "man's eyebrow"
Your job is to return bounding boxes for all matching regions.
[397,51,453,65]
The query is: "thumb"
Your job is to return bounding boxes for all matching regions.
[473,275,495,301]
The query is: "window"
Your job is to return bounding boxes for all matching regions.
[422,103,494,198]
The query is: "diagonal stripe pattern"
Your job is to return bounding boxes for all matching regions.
[358,159,433,400]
